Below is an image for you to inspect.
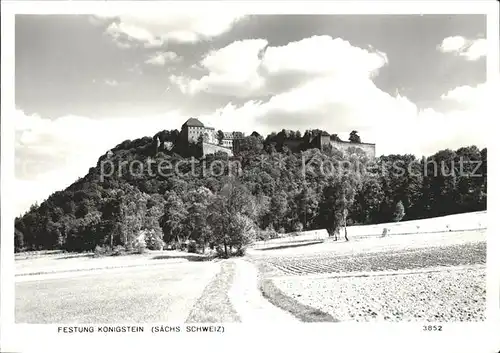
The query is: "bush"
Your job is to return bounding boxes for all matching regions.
[293,222,304,232]
[213,245,229,258]
[130,234,148,254]
[265,225,278,239]
[111,245,126,256]
[393,200,405,222]
[125,242,135,252]
[94,244,126,257]
[187,241,197,253]
[93,245,108,257]
[233,247,246,257]
[144,229,165,250]
[257,229,270,241]
[133,243,147,254]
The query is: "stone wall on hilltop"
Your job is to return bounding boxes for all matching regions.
[202,142,233,157]
[329,140,376,158]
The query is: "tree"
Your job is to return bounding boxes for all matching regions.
[208,197,257,257]
[228,214,257,255]
[269,190,288,230]
[331,134,342,142]
[207,195,232,257]
[238,136,263,155]
[182,187,214,247]
[160,191,188,246]
[14,228,25,252]
[318,172,359,241]
[393,200,405,222]
[295,186,319,229]
[217,130,225,145]
[351,176,384,224]
[205,177,258,257]
[119,190,148,247]
[349,130,361,143]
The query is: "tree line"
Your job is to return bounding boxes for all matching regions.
[14,129,487,256]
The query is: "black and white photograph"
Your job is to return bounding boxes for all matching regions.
[1,1,499,352]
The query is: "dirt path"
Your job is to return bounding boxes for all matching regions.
[228,258,298,323]
[185,260,241,323]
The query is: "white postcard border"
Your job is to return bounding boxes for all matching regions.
[1,2,499,353]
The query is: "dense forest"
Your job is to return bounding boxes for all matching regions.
[14,128,487,256]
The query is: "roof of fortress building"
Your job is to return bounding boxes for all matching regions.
[183,118,204,127]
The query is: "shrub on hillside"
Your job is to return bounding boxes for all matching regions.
[393,201,405,222]
[144,229,165,250]
[293,222,304,232]
[266,226,278,239]
[133,243,147,254]
[93,245,107,257]
[94,244,124,257]
[187,240,198,253]
[233,247,246,257]
[130,235,148,254]
[257,229,270,241]
[111,245,127,256]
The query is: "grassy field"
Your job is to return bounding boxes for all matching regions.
[15,250,209,276]
[16,261,219,324]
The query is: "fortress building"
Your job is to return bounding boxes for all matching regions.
[180,118,376,158]
[181,118,216,144]
[181,118,244,156]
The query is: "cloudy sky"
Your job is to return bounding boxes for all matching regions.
[15,13,489,216]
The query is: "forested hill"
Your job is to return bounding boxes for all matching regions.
[14,128,487,254]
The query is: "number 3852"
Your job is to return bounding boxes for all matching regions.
[423,325,442,331]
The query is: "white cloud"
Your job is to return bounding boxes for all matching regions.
[261,36,387,78]
[440,82,490,107]
[461,38,487,61]
[170,39,268,96]
[438,36,487,61]
[145,51,181,66]
[438,36,468,53]
[14,109,189,216]
[97,12,247,47]
[170,35,389,97]
[386,82,491,157]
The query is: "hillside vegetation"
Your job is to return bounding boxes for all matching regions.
[14,128,487,257]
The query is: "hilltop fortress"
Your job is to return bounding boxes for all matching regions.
[179,118,376,158]
[180,118,242,156]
